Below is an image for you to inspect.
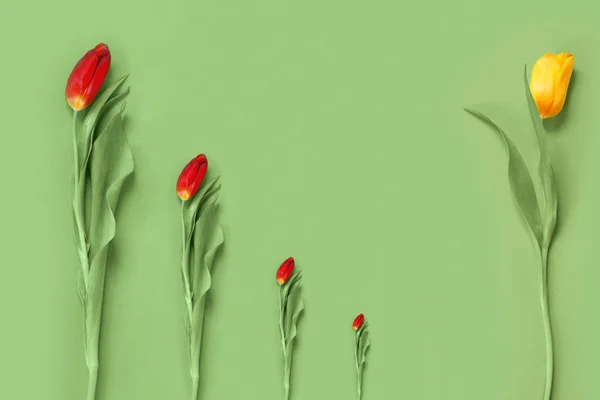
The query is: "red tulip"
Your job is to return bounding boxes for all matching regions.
[276,257,295,285]
[65,43,111,111]
[176,154,208,201]
[352,314,364,331]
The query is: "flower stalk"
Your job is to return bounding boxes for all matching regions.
[276,258,304,400]
[66,43,133,400]
[176,154,224,400]
[464,54,572,400]
[352,314,370,400]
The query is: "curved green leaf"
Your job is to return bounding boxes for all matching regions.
[185,181,225,382]
[279,271,304,400]
[354,322,370,400]
[185,176,221,246]
[524,66,558,248]
[465,107,544,248]
[78,75,129,177]
[283,274,304,350]
[82,94,134,370]
[356,323,370,366]
[190,189,224,301]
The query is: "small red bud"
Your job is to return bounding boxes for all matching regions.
[352,314,364,331]
[176,154,208,201]
[66,43,111,110]
[276,257,295,285]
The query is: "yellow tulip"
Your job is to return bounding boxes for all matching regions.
[529,52,574,119]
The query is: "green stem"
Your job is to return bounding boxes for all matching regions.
[72,110,80,182]
[190,374,199,400]
[540,246,553,400]
[189,304,206,400]
[279,286,290,400]
[357,368,363,400]
[181,200,193,321]
[279,287,286,354]
[283,361,290,400]
[86,365,98,400]
[71,110,90,285]
[85,305,101,400]
[355,337,361,400]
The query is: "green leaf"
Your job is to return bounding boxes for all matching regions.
[523,66,558,248]
[184,176,221,247]
[93,89,129,144]
[465,107,544,248]
[72,209,84,260]
[76,270,86,305]
[284,284,304,351]
[84,96,134,354]
[78,75,129,177]
[356,323,370,367]
[282,271,304,351]
[354,322,370,400]
[190,189,224,302]
[282,274,304,395]
[186,185,224,380]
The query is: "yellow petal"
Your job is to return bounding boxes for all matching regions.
[544,53,574,118]
[530,54,563,119]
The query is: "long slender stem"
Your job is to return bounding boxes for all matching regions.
[540,246,553,400]
[354,336,361,400]
[72,110,80,182]
[279,287,286,353]
[283,361,290,400]
[71,110,90,285]
[357,369,363,400]
[279,286,290,400]
[181,200,193,320]
[86,366,98,400]
[190,375,199,400]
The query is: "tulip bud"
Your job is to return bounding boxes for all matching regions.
[276,257,295,285]
[529,52,574,119]
[66,43,111,111]
[352,313,364,331]
[176,154,208,201]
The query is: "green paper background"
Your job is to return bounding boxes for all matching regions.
[0,1,598,399]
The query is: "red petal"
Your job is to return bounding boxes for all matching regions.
[276,257,295,284]
[176,154,208,200]
[65,43,111,110]
[353,314,364,330]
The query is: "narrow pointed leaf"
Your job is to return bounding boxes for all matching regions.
[78,75,129,177]
[76,270,86,304]
[356,325,370,366]
[85,98,134,347]
[184,176,221,246]
[284,284,304,351]
[190,193,224,300]
[524,66,558,247]
[186,184,224,381]
[282,278,304,390]
[465,107,544,248]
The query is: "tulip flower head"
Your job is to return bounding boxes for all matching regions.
[352,312,370,399]
[66,43,111,111]
[177,154,208,201]
[529,52,574,119]
[353,313,365,331]
[276,257,295,285]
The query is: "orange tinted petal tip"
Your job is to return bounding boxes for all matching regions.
[177,189,191,201]
[176,154,208,201]
[352,313,365,331]
[276,257,295,285]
